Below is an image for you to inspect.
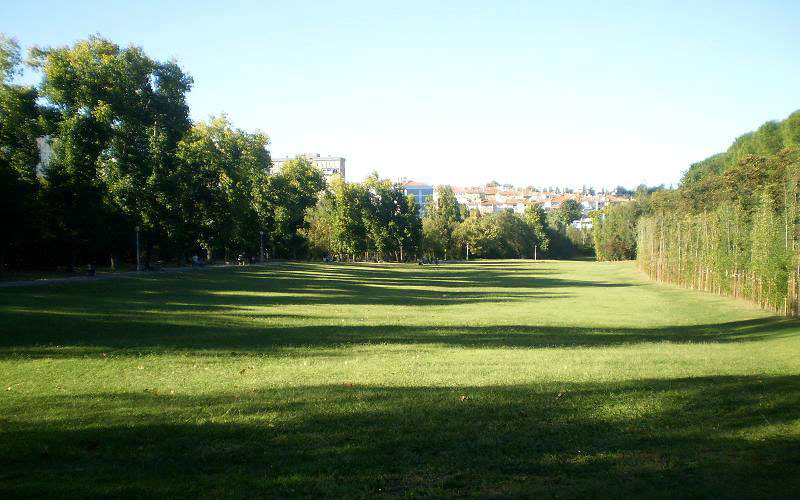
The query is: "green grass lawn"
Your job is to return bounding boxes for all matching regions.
[1,260,798,499]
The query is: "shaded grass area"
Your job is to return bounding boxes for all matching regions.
[4,377,799,499]
[1,260,799,499]
[0,261,794,355]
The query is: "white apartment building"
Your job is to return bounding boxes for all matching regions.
[273,153,346,183]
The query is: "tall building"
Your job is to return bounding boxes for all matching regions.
[36,136,53,176]
[272,153,345,184]
[402,181,434,214]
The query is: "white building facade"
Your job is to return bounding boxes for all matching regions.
[273,153,346,184]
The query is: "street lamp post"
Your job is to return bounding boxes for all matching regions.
[135,226,141,272]
[260,231,264,263]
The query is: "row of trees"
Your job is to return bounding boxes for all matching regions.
[417,187,593,260]
[613,110,800,315]
[1,35,325,272]
[303,183,592,262]
[304,175,422,261]
[2,33,595,273]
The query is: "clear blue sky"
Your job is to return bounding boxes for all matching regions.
[3,0,799,188]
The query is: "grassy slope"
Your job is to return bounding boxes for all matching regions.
[0,260,798,499]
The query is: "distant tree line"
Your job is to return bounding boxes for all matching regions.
[422,187,591,260]
[1,33,596,274]
[303,183,594,262]
[591,110,800,315]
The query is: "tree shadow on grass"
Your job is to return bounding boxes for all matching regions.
[0,262,797,358]
[0,314,797,359]
[2,375,798,499]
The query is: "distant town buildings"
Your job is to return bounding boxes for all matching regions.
[273,153,346,184]
[394,181,630,228]
[443,184,629,229]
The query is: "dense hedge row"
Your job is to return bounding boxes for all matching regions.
[637,111,800,315]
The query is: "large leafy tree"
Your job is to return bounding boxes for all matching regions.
[30,37,121,269]
[362,173,395,258]
[523,203,550,255]
[256,156,324,258]
[329,178,370,259]
[30,36,195,267]
[453,213,489,258]
[0,34,42,273]
[422,185,462,259]
[303,194,337,259]
[391,191,423,261]
[177,115,271,261]
[361,173,423,260]
[498,210,535,258]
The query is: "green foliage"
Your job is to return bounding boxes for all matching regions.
[329,179,369,258]
[592,203,641,261]
[4,35,315,269]
[303,195,337,259]
[638,147,800,315]
[422,185,462,259]
[323,175,422,261]
[523,203,550,254]
[546,199,583,238]
[682,110,799,186]
[566,226,594,255]
[555,199,583,229]
[782,110,800,147]
[259,157,324,258]
[755,120,784,155]
[28,36,198,267]
[177,116,273,259]
[682,153,727,185]
[0,35,41,272]
[453,210,535,259]
[0,34,22,82]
